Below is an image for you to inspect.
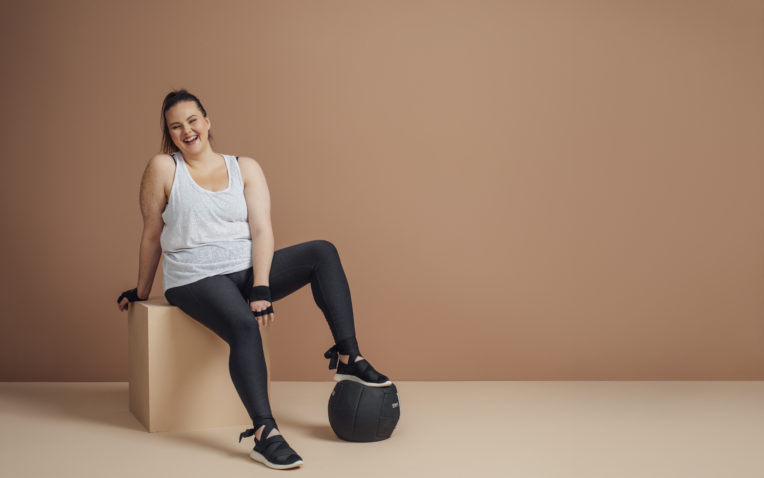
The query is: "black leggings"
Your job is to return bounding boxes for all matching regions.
[164,239,361,423]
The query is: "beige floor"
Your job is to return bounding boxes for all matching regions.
[1,381,763,477]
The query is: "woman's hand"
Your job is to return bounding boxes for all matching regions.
[250,300,275,328]
[117,288,147,312]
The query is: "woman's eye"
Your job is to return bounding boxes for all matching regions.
[191,119,196,123]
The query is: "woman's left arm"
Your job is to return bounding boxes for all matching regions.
[239,156,274,288]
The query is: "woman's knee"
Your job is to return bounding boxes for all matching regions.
[229,314,263,342]
[310,239,339,260]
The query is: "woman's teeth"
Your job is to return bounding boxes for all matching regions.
[184,136,198,144]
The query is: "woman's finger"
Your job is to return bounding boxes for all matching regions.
[262,310,273,327]
[256,307,266,327]
[249,301,274,327]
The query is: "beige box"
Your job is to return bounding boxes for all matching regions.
[128,298,270,432]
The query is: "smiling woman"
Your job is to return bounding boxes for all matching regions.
[115,88,392,470]
[160,90,214,154]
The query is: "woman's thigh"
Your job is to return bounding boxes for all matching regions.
[270,240,337,301]
[164,240,336,332]
[226,240,336,302]
[165,274,256,344]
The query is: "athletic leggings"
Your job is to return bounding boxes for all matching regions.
[164,239,361,424]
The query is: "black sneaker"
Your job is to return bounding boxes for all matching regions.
[324,344,392,387]
[239,417,303,470]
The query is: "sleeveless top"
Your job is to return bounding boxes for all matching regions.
[160,151,252,292]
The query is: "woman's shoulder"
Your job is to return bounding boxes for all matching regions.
[147,152,176,164]
[234,156,265,187]
[142,153,177,195]
[234,155,263,173]
[146,153,177,175]
[233,155,257,164]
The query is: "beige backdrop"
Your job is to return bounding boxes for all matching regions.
[1,0,762,381]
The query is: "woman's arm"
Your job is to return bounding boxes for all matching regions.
[238,156,274,288]
[136,154,173,298]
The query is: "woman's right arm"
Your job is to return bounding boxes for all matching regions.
[135,154,173,299]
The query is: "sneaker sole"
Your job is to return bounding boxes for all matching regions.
[334,373,392,387]
[249,449,303,469]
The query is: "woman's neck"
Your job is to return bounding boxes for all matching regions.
[180,145,219,168]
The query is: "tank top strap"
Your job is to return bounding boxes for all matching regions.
[227,154,243,188]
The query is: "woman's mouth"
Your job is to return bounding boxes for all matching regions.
[183,135,199,145]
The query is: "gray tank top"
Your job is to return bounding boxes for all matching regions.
[160,151,252,292]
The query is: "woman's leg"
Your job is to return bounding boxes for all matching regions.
[164,239,385,440]
[165,273,303,468]
[259,240,389,385]
[231,240,361,354]
[270,240,358,346]
[163,240,363,436]
[165,275,273,425]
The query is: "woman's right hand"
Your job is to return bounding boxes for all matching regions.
[117,288,147,312]
[250,300,275,328]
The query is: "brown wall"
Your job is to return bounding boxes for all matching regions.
[1,0,762,381]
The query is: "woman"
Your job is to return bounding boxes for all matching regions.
[116,89,391,470]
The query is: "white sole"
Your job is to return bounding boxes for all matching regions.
[334,373,392,387]
[249,449,303,469]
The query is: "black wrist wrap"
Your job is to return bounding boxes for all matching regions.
[249,285,272,303]
[117,288,146,304]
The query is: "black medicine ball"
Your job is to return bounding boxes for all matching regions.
[328,380,400,442]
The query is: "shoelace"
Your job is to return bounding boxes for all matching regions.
[323,344,341,370]
[239,428,256,443]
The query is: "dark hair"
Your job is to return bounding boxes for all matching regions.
[160,89,214,154]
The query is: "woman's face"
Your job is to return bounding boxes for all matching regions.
[165,100,211,153]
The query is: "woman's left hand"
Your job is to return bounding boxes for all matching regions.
[250,300,275,328]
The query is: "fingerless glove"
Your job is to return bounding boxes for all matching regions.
[249,285,272,302]
[117,288,147,304]
[249,285,274,317]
